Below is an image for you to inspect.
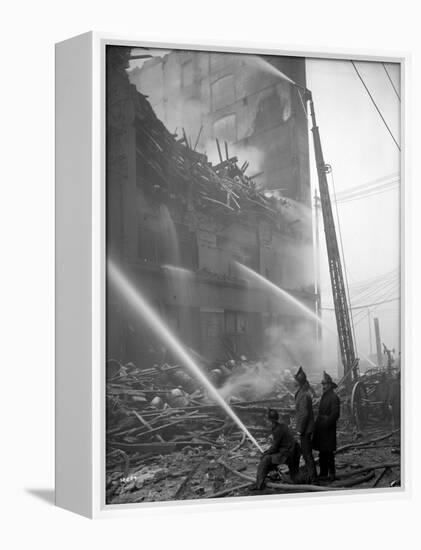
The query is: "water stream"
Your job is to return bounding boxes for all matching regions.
[108,259,263,452]
[235,262,376,368]
[244,55,298,86]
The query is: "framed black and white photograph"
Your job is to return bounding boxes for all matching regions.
[55,34,407,518]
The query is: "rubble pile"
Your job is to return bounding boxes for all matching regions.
[106,359,400,504]
[133,87,299,235]
[106,358,295,502]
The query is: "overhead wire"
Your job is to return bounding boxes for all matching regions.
[351,291,400,328]
[337,180,399,201]
[332,285,400,350]
[322,269,399,310]
[353,272,399,295]
[335,173,400,201]
[353,289,399,328]
[382,63,401,101]
[323,296,399,311]
[350,274,399,304]
[338,185,399,204]
[337,180,399,203]
[363,283,400,307]
[347,268,399,292]
[349,270,397,291]
[339,279,399,314]
[351,60,401,151]
[348,267,398,285]
[322,270,400,321]
[319,269,398,299]
[353,276,399,299]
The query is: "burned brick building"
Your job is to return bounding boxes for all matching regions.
[129,50,310,199]
[107,47,317,370]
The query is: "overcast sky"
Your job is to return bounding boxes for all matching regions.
[306,58,401,361]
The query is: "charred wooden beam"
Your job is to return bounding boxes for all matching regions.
[213,157,238,171]
[215,138,223,163]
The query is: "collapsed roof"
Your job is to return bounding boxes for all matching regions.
[132,87,296,230]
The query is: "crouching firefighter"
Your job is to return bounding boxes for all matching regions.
[255,409,301,490]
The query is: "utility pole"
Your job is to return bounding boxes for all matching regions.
[313,189,322,359]
[374,317,383,367]
[367,307,373,355]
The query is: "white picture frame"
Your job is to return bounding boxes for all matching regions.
[55,32,410,518]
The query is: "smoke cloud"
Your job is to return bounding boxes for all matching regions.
[217,320,335,402]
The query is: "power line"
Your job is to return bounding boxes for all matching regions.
[351,274,399,303]
[349,268,398,285]
[338,185,399,204]
[320,268,398,295]
[351,60,401,151]
[351,287,399,314]
[349,272,398,299]
[335,173,400,200]
[382,63,401,101]
[338,180,399,203]
[352,289,400,328]
[352,288,400,318]
[323,273,399,309]
[322,296,399,311]
[364,283,400,306]
[337,183,399,202]
[337,178,399,198]
[353,310,370,328]
[337,179,399,203]
[348,268,399,290]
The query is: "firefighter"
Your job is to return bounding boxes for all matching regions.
[254,409,301,490]
[294,366,317,482]
[312,371,340,482]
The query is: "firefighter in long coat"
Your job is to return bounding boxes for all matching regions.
[312,371,340,481]
[255,409,301,490]
[294,366,317,482]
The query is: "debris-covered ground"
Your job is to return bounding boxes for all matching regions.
[106,360,400,504]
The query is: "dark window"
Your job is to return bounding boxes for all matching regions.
[225,311,248,334]
[254,92,283,132]
[224,310,251,357]
[225,311,236,334]
[174,223,198,270]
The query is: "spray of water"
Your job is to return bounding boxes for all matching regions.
[159,205,180,266]
[235,262,376,368]
[244,55,298,86]
[236,262,331,330]
[162,264,193,276]
[108,259,263,452]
